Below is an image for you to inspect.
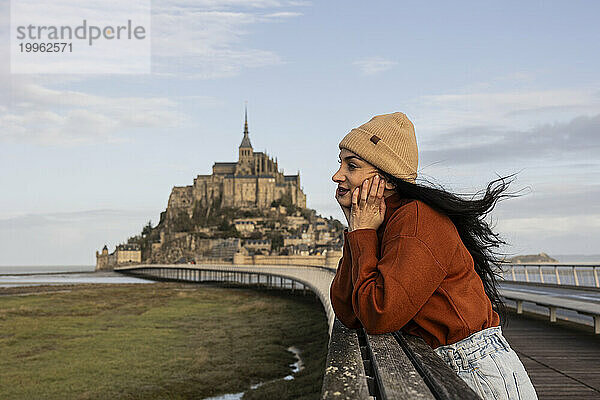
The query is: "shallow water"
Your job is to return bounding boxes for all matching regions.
[203,394,243,400]
[0,271,153,287]
[0,265,95,274]
[203,346,304,400]
[282,346,304,380]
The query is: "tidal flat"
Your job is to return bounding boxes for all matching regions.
[0,282,328,400]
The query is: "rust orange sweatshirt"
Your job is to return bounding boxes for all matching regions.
[330,192,500,349]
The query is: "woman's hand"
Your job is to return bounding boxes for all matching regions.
[340,205,352,228]
[349,175,386,232]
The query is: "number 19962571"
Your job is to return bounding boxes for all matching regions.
[19,42,72,52]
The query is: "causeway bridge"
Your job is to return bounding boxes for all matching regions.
[116,263,600,399]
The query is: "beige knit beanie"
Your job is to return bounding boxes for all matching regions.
[339,112,418,183]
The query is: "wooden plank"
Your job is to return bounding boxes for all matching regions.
[365,332,435,400]
[393,332,481,400]
[503,310,600,400]
[321,319,371,400]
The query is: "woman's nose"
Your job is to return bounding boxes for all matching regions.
[332,167,344,183]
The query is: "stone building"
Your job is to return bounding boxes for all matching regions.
[115,244,142,265]
[95,243,141,271]
[166,109,306,220]
[95,245,114,271]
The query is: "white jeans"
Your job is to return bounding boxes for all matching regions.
[434,326,538,400]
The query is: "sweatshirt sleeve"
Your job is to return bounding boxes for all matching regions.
[346,227,448,334]
[329,230,361,329]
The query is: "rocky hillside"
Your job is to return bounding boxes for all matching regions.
[125,194,344,263]
[507,252,558,263]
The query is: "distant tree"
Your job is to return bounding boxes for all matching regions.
[191,201,206,226]
[218,219,240,238]
[142,220,153,237]
[299,208,314,221]
[157,211,166,227]
[249,231,263,240]
[271,193,296,214]
[195,232,209,239]
[330,218,344,232]
[127,234,142,245]
[218,219,231,231]
[172,210,192,232]
[268,232,284,251]
[241,209,262,218]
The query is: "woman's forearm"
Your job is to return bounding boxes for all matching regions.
[329,231,361,329]
[346,229,447,334]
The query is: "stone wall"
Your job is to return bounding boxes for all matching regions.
[116,250,142,264]
[232,250,342,268]
[167,185,194,218]
[95,250,135,271]
[167,163,305,213]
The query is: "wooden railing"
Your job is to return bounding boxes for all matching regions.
[322,320,480,399]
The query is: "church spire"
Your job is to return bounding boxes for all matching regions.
[239,103,252,149]
[244,104,249,135]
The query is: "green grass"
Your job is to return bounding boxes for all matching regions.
[0,283,329,400]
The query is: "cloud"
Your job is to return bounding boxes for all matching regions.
[0,77,204,145]
[496,213,600,255]
[493,183,600,219]
[262,12,303,18]
[0,1,306,145]
[0,208,156,265]
[424,89,598,117]
[156,0,306,9]
[420,113,600,165]
[413,88,600,135]
[499,214,600,235]
[0,209,145,229]
[353,57,397,75]
[151,2,304,78]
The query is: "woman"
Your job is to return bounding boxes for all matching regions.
[330,112,538,399]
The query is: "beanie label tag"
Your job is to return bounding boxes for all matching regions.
[370,135,381,144]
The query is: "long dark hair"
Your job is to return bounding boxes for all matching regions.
[380,172,521,322]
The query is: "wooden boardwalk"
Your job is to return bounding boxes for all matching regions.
[502,311,600,399]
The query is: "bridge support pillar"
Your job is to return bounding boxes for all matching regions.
[594,316,599,334]
[516,300,523,314]
[549,307,557,322]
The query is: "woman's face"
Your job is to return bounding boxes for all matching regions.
[332,148,393,208]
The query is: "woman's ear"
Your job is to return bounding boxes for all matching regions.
[384,181,396,190]
[376,172,396,190]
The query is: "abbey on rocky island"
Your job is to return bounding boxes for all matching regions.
[166,108,306,218]
[95,108,339,270]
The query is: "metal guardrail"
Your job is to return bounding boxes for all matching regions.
[500,288,600,334]
[116,264,481,400]
[499,263,600,334]
[500,263,600,288]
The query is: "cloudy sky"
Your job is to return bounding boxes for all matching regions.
[1,0,599,265]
